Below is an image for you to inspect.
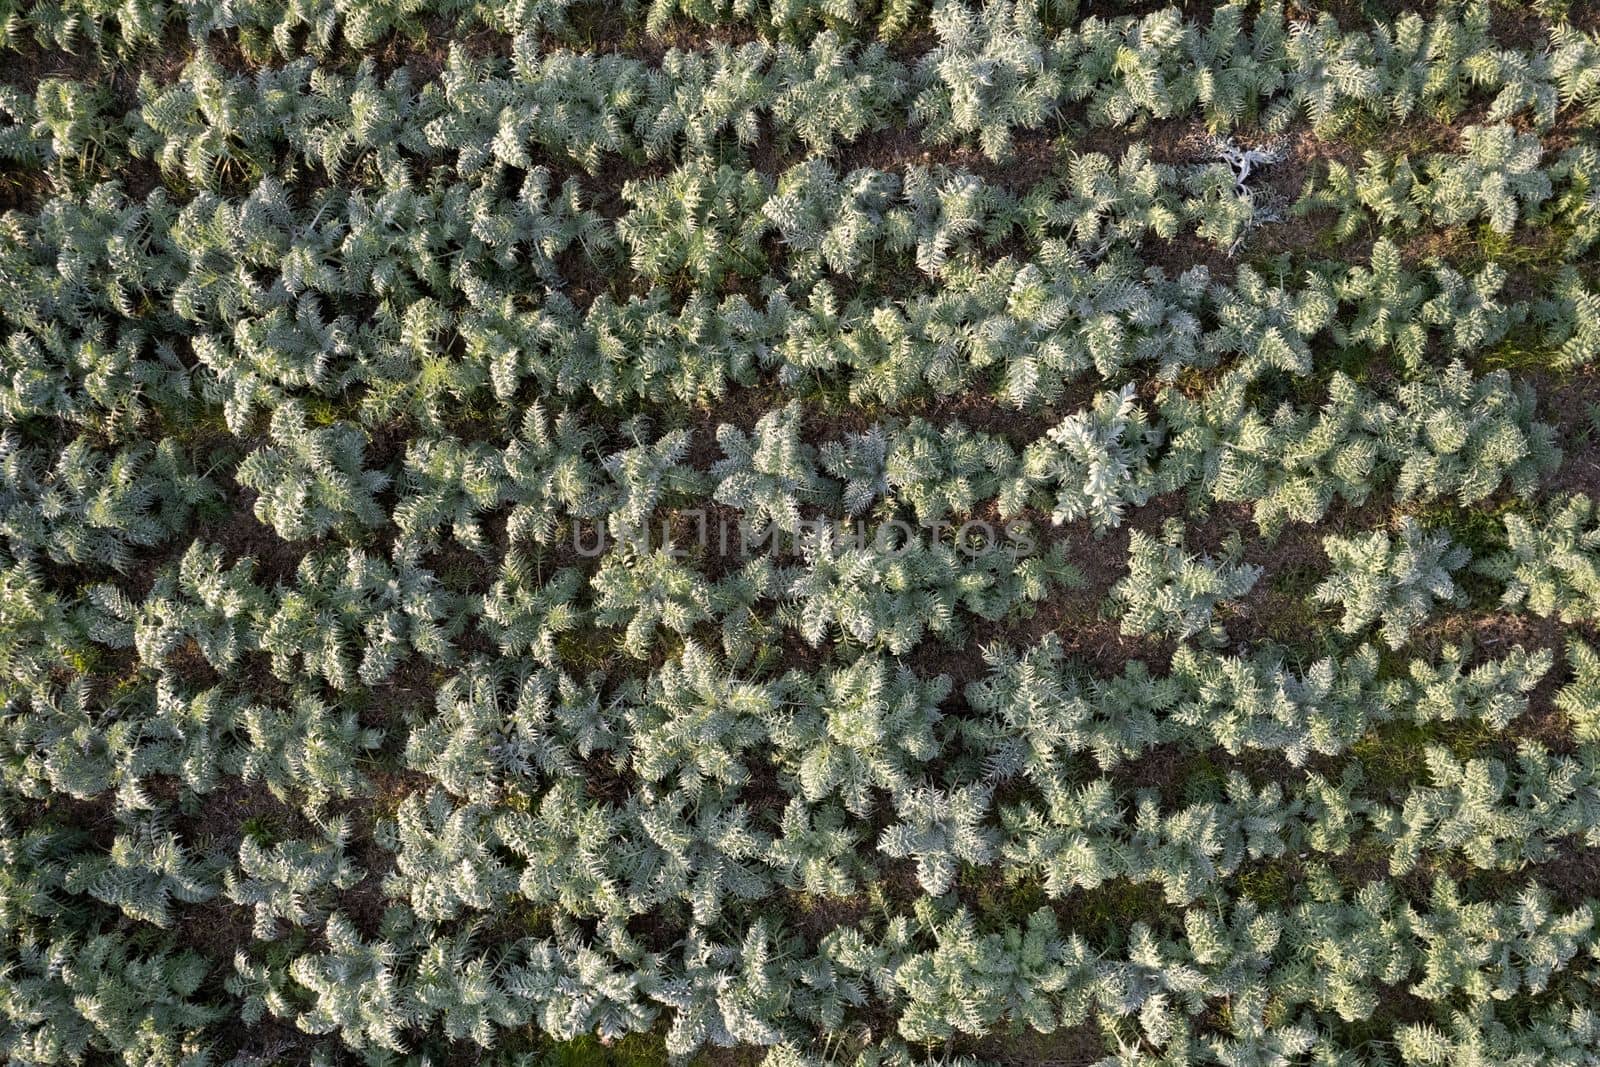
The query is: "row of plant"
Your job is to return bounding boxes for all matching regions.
[8,1,1600,191]
[13,481,1600,803]
[5,0,1600,1064]
[6,566,1598,1059]
[8,0,1600,148]
[5,173,1596,444]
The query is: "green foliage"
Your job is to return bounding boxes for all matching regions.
[1302,124,1558,238]
[1,933,222,1066]
[0,436,217,572]
[913,0,1061,162]
[1112,517,1261,644]
[785,529,1077,654]
[1314,518,1470,650]
[62,816,216,927]
[619,162,771,289]
[1386,362,1559,506]
[1007,384,1160,530]
[1,2,1599,1064]
[1556,638,1600,745]
[1485,494,1600,623]
[261,547,464,687]
[712,401,828,535]
[592,546,716,658]
[237,402,390,541]
[239,687,382,803]
[225,813,364,937]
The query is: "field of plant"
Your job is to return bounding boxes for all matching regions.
[3,0,1600,1063]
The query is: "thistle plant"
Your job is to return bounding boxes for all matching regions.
[1112,518,1262,644]
[1314,519,1469,650]
[712,401,828,536]
[1,4,1597,1064]
[237,402,390,541]
[1483,495,1600,623]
